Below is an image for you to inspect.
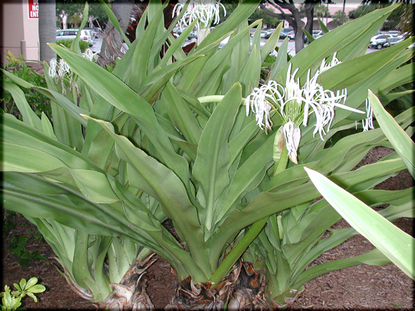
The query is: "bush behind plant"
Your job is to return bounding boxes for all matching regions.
[56,39,89,53]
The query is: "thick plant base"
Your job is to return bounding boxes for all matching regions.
[96,254,157,310]
[166,262,270,310]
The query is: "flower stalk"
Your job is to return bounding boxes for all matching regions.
[209,139,290,287]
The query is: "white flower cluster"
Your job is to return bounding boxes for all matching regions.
[48,58,71,79]
[48,49,95,95]
[362,98,374,131]
[172,0,226,31]
[246,54,366,163]
[48,49,94,79]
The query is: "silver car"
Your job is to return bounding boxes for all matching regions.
[369,34,396,49]
[56,29,94,46]
[56,29,78,41]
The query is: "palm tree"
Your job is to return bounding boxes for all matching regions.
[69,13,83,28]
[39,0,56,61]
[314,3,330,19]
[332,9,349,26]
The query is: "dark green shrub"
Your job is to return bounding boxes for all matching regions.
[1,54,50,119]
[56,39,90,52]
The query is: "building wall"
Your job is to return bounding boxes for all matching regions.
[1,0,39,65]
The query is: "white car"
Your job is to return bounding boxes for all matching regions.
[56,29,94,46]
[369,34,396,49]
[56,29,78,41]
[79,29,95,46]
[312,30,324,39]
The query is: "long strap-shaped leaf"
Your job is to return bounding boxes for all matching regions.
[208,156,407,258]
[2,69,88,126]
[278,4,401,83]
[98,0,131,48]
[192,83,243,232]
[48,44,190,185]
[84,115,212,279]
[305,167,414,280]
[368,90,415,178]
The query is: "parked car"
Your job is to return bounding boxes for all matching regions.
[369,34,396,49]
[387,30,400,36]
[56,29,94,46]
[80,29,95,46]
[84,27,99,39]
[383,36,404,48]
[260,29,276,39]
[280,27,293,39]
[312,30,324,39]
[56,29,78,41]
[286,31,295,40]
[285,30,308,43]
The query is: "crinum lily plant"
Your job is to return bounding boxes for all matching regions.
[1,1,414,309]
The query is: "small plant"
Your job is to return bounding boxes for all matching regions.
[0,277,46,311]
[6,235,47,269]
[1,52,50,119]
[2,211,18,238]
[3,212,47,269]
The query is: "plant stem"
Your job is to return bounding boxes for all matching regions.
[274,142,289,176]
[209,142,289,286]
[198,95,246,105]
[209,217,268,285]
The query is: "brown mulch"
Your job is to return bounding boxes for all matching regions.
[2,147,414,310]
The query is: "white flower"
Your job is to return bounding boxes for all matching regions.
[48,58,57,78]
[317,52,342,74]
[245,80,284,132]
[58,58,71,77]
[246,56,365,163]
[362,98,374,131]
[82,49,94,61]
[283,121,301,164]
[173,0,226,31]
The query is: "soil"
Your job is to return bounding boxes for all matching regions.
[2,147,414,310]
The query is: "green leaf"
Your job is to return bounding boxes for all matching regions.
[160,82,202,145]
[305,167,415,280]
[192,83,243,231]
[276,4,401,84]
[98,0,130,47]
[84,116,212,278]
[26,284,46,294]
[25,292,38,303]
[2,82,42,129]
[19,278,28,290]
[295,248,390,288]
[48,44,191,183]
[318,18,329,33]
[368,90,415,178]
[13,282,21,293]
[260,22,283,62]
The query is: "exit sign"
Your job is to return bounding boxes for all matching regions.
[28,0,39,19]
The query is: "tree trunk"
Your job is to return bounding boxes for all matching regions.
[290,8,304,54]
[304,2,317,43]
[39,0,56,62]
[98,0,134,67]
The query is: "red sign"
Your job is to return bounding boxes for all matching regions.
[28,0,39,19]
